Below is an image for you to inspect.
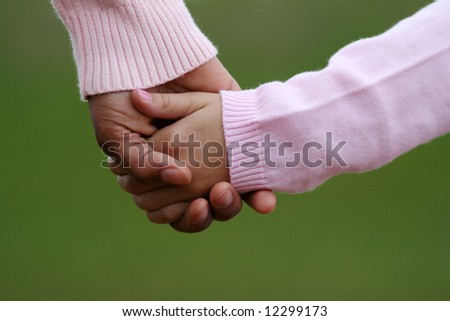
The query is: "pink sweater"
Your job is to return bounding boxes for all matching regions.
[52,0,217,99]
[222,0,450,193]
[54,0,450,194]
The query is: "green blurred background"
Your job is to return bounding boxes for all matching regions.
[0,0,449,300]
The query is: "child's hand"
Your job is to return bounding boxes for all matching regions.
[119,91,237,230]
[90,58,277,233]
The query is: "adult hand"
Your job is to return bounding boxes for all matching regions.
[89,58,276,233]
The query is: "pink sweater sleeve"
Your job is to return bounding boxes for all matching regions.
[221,0,450,194]
[52,0,217,99]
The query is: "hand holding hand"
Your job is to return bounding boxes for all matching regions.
[89,58,277,232]
[121,90,276,232]
[122,92,227,226]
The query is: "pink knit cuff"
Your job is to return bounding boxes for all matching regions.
[220,90,268,194]
[52,0,218,99]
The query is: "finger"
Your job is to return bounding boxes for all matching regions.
[88,92,157,146]
[118,174,167,195]
[243,190,277,214]
[145,202,189,224]
[107,157,129,176]
[132,89,214,119]
[125,145,191,185]
[209,182,243,222]
[171,198,213,233]
[132,150,191,185]
[131,185,202,212]
[100,128,191,185]
[228,80,241,91]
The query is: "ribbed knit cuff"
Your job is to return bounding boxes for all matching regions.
[52,0,218,99]
[220,90,268,194]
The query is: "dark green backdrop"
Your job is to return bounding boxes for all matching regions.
[0,0,449,300]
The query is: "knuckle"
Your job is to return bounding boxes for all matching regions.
[129,164,156,182]
[118,176,136,194]
[225,78,236,91]
[133,195,155,212]
[129,168,147,182]
[147,209,172,224]
[146,211,168,224]
[160,94,172,111]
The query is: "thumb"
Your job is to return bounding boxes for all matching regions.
[132,89,212,120]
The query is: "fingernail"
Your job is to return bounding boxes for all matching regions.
[215,190,233,209]
[137,89,152,102]
[161,167,187,185]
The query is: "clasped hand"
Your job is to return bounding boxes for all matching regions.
[88,58,276,233]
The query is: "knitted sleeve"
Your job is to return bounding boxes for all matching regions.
[221,0,450,194]
[52,0,217,99]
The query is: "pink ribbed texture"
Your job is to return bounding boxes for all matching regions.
[221,90,268,193]
[221,0,450,194]
[52,0,218,99]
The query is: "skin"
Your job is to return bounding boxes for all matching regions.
[88,58,276,233]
